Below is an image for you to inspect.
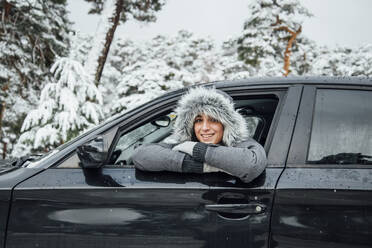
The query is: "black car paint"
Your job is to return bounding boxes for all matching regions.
[269,84,372,248]
[7,168,282,248]
[272,168,372,248]
[1,77,372,248]
[0,168,45,248]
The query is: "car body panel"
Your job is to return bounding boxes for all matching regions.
[0,168,45,248]
[271,84,372,248]
[272,168,372,248]
[7,168,282,248]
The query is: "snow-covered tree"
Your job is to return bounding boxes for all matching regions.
[219,38,255,79]
[310,44,372,77]
[0,0,70,158]
[12,54,104,156]
[237,0,312,76]
[104,30,228,114]
[83,0,166,85]
[68,32,93,65]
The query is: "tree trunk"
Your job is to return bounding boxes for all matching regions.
[0,102,6,159]
[282,26,301,77]
[274,24,302,77]
[94,0,123,86]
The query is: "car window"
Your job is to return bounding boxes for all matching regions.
[107,96,278,168]
[110,112,177,166]
[307,89,372,165]
[57,95,279,169]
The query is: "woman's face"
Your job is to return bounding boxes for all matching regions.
[194,114,224,144]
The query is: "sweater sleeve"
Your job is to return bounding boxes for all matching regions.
[132,143,185,172]
[132,139,267,183]
[132,143,203,173]
[193,138,267,183]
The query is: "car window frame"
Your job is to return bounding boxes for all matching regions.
[287,84,372,169]
[106,86,288,169]
[51,95,181,169]
[53,84,291,170]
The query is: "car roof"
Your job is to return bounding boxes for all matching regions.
[157,76,372,104]
[213,76,372,88]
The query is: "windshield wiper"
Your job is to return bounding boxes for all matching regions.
[309,153,372,165]
[5,154,44,168]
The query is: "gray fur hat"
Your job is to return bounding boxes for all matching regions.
[167,87,249,146]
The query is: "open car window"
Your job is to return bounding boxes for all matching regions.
[110,113,177,167]
[56,94,279,169]
[105,96,278,168]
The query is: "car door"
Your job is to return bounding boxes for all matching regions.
[271,85,372,248]
[0,166,45,248]
[6,85,302,248]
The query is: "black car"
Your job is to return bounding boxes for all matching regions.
[1,77,372,248]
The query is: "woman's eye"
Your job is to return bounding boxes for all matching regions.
[209,117,218,122]
[194,119,202,123]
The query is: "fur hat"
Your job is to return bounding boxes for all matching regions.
[166,87,249,146]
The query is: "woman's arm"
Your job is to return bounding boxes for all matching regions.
[132,143,206,174]
[202,139,267,183]
[133,138,267,183]
[132,143,185,172]
[174,138,267,183]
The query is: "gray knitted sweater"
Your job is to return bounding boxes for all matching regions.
[132,138,267,183]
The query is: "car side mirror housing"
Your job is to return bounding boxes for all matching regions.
[77,136,107,168]
[151,115,171,127]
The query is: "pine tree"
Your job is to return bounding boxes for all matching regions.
[12,33,103,156]
[237,0,312,76]
[0,0,70,158]
[310,44,372,77]
[219,38,254,79]
[12,54,104,157]
[105,31,226,114]
[83,0,165,85]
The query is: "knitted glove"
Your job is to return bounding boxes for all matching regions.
[172,141,197,156]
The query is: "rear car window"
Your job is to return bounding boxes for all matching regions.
[307,89,372,165]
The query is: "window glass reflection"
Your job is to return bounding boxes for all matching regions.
[308,89,372,164]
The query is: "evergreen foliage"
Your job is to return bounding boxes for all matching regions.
[83,0,166,85]
[103,30,252,115]
[84,0,164,22]
[12,51,104,156]
[237,0,312,76]
[0,0,70,158]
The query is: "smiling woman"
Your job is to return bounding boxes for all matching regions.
[131,87,267,183]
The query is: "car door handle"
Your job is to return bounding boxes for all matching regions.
[205,203,266,214]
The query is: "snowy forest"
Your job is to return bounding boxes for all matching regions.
[0,0,371,159]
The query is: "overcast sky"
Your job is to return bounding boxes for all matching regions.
[67,0,372,48]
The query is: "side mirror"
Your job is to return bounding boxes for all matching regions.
[77,136,107,168]
[151,115,171,127]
